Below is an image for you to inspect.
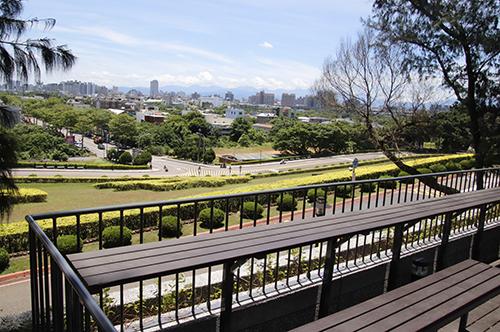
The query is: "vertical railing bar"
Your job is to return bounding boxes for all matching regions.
[120,210,125,245]
[239,196,244,229]
[225,198,230,231]
[140,208,144,243]
[342,185,347,213]
[177,204,182,238]
[267,193,272,224]
[98,212,103,250]
[275,251,281,288]
[279,192,284,222]
[302,189,308,219]
[286,250,291,288]
[139,280,144,331]
[209,200,214,233]
[249,258,255,299]
[207,266,212,313]
[37,240,45,331]
[350,184,355,212]
[192,270,197,316]
[312,188,317,218]
[193,201,198,236]
[254,195,259,227]
[332,185,338,215]
[120,284,124,332]
[359,185,364,211]
[158,206,163,241]
[375,182,380,208]
[157,276,162,328]
[263,255,268,295]
[43,249,51,329]
[29,228,40,331]
[175,272,180,322]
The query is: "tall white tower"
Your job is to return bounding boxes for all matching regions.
[150,80,159,97]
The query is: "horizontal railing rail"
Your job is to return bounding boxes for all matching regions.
[25,168,500,331]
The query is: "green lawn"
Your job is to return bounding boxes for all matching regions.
[0,163,389,276]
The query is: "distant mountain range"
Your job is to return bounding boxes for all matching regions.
[117,85,312,100]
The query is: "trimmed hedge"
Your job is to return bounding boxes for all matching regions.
[7,188,47,203]
[93,176,252,192]
[16,161,149,170]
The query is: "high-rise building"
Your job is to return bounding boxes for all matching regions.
[281,93,296,107]
[225,91,234,102]
[150,80,159,97]
[248,90,274,105]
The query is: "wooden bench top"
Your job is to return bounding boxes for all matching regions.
[67,187,500,294]
[289,259,500,332]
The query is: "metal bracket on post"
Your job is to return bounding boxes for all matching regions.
[318,237,338,318]
[387,223,404,291]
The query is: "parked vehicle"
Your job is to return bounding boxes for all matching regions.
[97,144,105,150]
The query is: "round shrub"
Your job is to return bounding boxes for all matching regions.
[56,235,83,255]
[378,175,398,189]
[360,182,376,192]
[159,215,183,238]
[307,188,326,202]
[417,168,432,174]
[275,194,298,211]
[335,185,353,198]
[445,161,462,171]
[102,226,132,248]
[429,163,447,173]
[199,208,225,228]
[119,151,133,165]
[242,201,264,219]
[0,248,10,272]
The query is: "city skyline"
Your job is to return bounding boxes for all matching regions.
[21,0,373,91]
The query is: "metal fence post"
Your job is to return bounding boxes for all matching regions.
[388,223,404,291]
[472,204,487,260]
[437,212,453,271]
[220,260,235,332]
[319,237,338,318]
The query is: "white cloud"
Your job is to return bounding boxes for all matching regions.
[260,42,273,48]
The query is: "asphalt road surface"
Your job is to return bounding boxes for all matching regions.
[12,152,387,178]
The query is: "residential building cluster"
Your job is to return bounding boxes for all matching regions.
[1,78,324,109]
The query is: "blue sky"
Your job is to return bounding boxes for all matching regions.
[22,0,373,90]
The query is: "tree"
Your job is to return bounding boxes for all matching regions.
[204,147,216,163]
[109,113,137,146]
[229,117,252,142]
[0,0,76,84]
[313,29,439,175]
[368,0,500,186]
[188,117,211,136]
[0,125,17,219]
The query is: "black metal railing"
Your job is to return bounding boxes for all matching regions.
[26,168,500,331]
